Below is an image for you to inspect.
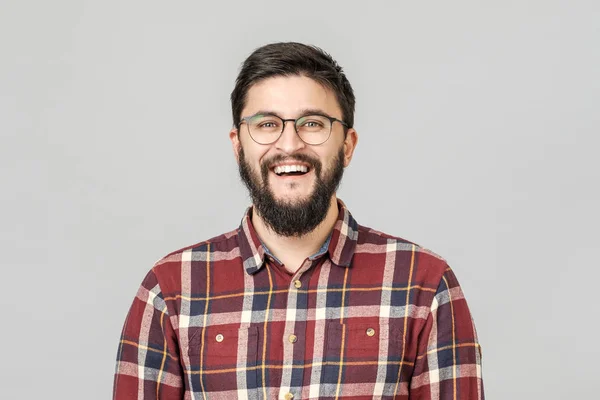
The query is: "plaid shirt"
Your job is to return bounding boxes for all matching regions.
[113,201,484,399]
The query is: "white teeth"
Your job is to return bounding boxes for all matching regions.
[273,165,309,175]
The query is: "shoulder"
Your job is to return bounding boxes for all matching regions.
[356,223,446,260]
[148,228,241,285]
[355,223,451,284]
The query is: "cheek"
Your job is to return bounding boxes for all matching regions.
[240,143,268,167]
[321,147,342,166]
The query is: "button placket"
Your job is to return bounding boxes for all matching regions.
[291,269,305,290]
[280,260,313,395]
[278,259,312,399]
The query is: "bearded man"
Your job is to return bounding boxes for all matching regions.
[113,42,484,400]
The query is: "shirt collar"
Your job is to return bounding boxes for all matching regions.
[237,199,359,275]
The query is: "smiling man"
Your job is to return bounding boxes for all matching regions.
[113,42,484,399]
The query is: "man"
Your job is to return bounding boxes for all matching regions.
[113,42,484,399]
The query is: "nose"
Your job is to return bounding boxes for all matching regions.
[274,120,306,154]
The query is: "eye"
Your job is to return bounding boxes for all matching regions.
[305,121,323,128]
[298,118,326,129]
[250,115,281,130]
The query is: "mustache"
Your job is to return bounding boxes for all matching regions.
[263,154,319,169]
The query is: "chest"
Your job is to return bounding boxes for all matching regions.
[172,258,430,398]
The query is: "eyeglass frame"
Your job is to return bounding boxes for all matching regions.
[237,112,349,145]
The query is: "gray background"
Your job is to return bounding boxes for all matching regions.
[2,1,598,399]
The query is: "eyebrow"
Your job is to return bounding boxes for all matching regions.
[250,108,335,119]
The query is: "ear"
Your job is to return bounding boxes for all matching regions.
[229,127,241,162]
[342,128,358,167]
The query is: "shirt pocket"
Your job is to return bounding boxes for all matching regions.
[322,321,403,387]
[185,326,259,395]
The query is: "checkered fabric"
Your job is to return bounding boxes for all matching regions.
[113,201,484,399]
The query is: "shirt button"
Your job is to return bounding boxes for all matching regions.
[284,393,294,400]
[294,280,302,288]
[366,328,375,337]
[288,334,298,343]
[215,334,224,342]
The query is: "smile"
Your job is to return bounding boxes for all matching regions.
[272,164,310,176]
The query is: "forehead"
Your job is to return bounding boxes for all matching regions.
[243,75,342,118]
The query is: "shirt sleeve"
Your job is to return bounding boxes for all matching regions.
[113,268,184,399]
[410,266,485,399]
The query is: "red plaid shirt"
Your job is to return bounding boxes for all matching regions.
[113,201,484,399]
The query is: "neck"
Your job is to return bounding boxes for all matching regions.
[252,196,340,273]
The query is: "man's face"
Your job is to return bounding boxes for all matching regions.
[230,75,357,236]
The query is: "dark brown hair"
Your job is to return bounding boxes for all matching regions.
[230,42,355,129]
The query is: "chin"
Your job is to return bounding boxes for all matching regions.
[272,191,313,206]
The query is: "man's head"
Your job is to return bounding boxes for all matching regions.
[231,42,356,131]
[229,42,358,237]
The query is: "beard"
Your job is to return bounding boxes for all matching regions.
[237,145,345,237]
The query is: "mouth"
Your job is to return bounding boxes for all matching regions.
[270,163,311,178]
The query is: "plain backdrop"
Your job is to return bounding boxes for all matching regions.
[2,1,599,399]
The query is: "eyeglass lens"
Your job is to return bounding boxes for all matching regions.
[247,114,332,145]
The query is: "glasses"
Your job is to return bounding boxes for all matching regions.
[238,113,348,145]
